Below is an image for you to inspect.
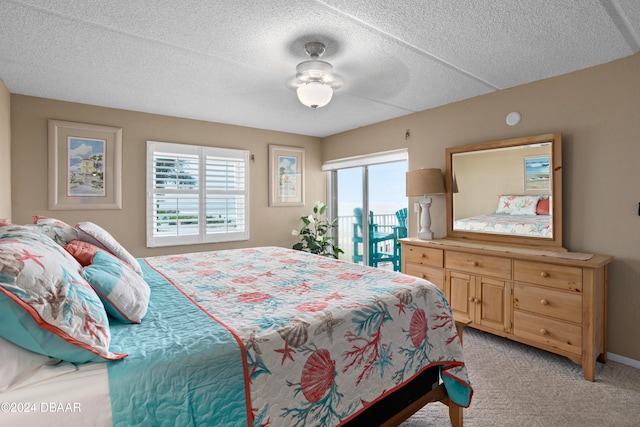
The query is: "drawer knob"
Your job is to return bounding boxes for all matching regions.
[540,299,549,306]
[540,328,548,335]
[540,271,549,278]
[474,298,480,304]
[468,297,474,302]
[471,261,479,267]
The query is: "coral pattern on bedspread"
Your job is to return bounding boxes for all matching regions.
[454,213,552,238]
[143,246,472,426]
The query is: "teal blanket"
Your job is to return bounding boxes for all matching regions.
[106,262,248,427]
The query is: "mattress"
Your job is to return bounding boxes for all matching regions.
[0,362,111,426]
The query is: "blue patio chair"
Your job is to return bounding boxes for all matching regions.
[393,208,408,271]
[352,207,406,271]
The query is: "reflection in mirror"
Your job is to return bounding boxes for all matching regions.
[446,133,563,248]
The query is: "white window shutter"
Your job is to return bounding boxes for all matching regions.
[147,141,249,247]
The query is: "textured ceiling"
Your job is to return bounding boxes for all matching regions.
[1,0,639,137]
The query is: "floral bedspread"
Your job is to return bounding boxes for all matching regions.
[145,246,472,426]
[455,213,552,238]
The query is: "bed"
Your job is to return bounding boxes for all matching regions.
[0,219,473,426]
[454,194,552,238]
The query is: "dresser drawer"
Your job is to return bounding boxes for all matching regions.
[404,245,443,268]
[514,260,582,292]
[445,251,511,279]
[405,264,444,291]
[513,310,582,355]
[513,283,581,323]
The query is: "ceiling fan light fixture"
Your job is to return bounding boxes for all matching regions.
[291,42,342,109]
[297,81,333,109]
[296,60,333,81]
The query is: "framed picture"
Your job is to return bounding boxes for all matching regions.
[48,119,122,210]
[268,144,305,207]
[523,155,550,191]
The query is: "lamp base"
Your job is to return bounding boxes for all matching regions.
[418,230,434,240]
[417,196,434,240]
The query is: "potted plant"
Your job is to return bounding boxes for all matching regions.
[292,202,343,259]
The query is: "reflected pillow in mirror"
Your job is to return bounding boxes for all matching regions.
[495,195,540,216]
[536,198,550,215]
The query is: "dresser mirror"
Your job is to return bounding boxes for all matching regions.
[445,133,563,248]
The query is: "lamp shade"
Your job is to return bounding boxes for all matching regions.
[297,82,333,109]
[406,168,445,197]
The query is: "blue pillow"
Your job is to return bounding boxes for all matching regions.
[82,251,150,323]
[0,225,125,363]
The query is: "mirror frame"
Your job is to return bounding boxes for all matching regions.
[445,133,564,249]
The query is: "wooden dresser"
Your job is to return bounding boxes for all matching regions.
[400,237,613,381]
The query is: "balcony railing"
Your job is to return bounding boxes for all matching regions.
[335,213,400,267]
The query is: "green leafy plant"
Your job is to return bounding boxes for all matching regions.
[292,202,344,259]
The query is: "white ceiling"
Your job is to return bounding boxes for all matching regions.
[1,1,639,138]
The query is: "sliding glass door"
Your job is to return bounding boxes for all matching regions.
[326,151,407,270]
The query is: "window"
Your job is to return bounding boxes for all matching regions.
[147,141,249,247]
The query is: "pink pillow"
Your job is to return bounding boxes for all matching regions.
[536,198,550,215]
[65,239,102,266]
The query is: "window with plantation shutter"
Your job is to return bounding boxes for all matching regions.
[147,141,249,247]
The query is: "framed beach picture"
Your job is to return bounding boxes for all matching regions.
[48,120,122,210]
[523,155,550,192]
[268,144,305,207]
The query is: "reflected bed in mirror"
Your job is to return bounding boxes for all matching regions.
[446,133,563,249]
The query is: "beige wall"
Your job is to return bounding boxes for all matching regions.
[10,96,323,257]
[324,53,640,362]
[0,80,10,222]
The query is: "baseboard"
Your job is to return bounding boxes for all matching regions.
[607,352,640,370]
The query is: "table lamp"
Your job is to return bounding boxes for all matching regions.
[406,168,445,240]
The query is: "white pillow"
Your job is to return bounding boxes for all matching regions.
[82,251,150,323]
[76,221,143,277]
[0,336,57,392]
[495,195,540,216]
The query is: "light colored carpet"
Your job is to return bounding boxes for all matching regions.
[401,328,640,427]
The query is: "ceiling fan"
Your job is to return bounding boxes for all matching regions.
[289,42,343,109]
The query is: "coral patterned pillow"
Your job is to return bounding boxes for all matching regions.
[495,195,540,216]
[32,216,79,246]
[0,225,126,363]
